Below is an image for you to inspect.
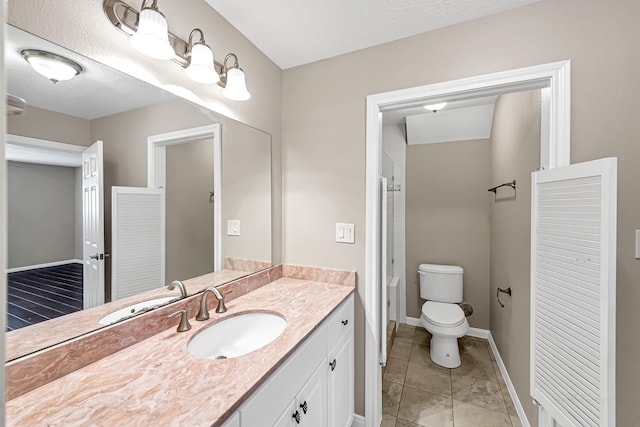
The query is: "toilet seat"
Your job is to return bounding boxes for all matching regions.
[422,301,465,327]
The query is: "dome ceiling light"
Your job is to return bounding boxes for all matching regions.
[21,49,83,84]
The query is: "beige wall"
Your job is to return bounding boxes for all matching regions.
[283,0,640,420]
[7,0,283,265]
[166,139,215,283]
[7,105,91,147]
[405,140,491,328]
[221,122,272,263]
[7,162,79,268]
[489,90,541,424]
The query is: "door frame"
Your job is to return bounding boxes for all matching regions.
[147,124,222,272]
[364,60,571,426]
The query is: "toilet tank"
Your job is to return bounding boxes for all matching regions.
[418,264,463,303]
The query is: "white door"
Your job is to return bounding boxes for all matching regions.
[328,333,355,427]
[111,187,164,300]
[82,140,105,309]
[531,158,617,427]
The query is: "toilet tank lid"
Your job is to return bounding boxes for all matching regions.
[418,264,463,274]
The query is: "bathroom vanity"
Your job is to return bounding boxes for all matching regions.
[5,265,355,426]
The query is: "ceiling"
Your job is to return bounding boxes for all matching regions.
[205,0,540,69]
[5,25,175,120]
[383,96,498,145]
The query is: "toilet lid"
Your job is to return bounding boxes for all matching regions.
[422,301,466,327]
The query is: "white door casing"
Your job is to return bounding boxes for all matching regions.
[379,176,388,366]
[531,158,617,427]
[365,60,571,427]
[82,140,105,309]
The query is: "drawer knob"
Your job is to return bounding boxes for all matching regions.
[341,319,349,325]
[330,359,337,371]
[300,400,308,414]
[292,410,301,424]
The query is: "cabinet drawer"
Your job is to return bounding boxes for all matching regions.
[326,294,354,351]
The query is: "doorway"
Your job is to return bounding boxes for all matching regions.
[5,135,104,328]
[364,61,571,427]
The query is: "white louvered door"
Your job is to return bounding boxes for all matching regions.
[531,158,617,427]
[111,187,165,300]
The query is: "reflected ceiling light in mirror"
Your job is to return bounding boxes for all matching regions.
[424,102,447,113]
[221,54,251,101]
[185,29,219,84]
[129,0,175,60]
[104,0,251,101]
[21,49,83,84]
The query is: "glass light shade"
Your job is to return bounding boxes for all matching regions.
[185,43,219,84]
[26,56,79,82]
[222,68,251,101]
[130,8,174,60]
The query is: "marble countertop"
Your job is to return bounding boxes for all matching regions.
[6,277,354,426]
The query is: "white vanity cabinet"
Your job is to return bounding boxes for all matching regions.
[237,294,354,427]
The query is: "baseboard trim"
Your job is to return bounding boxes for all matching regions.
[405,316,421,327]
[7,259,83,273]
[352,413,365,427]
[488,333,531,427]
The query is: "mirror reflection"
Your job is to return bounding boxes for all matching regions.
[5,24,272,361]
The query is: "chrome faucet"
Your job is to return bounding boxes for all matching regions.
[166,280,188,298]
[196,286,233,321]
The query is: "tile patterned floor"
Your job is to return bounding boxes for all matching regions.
[382,324,523,427]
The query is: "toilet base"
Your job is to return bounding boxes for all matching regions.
[430,335,461,368]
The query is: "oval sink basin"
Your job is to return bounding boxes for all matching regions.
[99,296,179,325]
[188,312,287,360]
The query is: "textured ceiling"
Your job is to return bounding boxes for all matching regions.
[6,25,175,120]
[205,0,540,69]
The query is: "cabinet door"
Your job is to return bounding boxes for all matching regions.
[299,360,328,427]
[274,399,298,427]
[328,331,354,427]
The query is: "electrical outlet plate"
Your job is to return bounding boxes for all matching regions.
[636,230,640,259]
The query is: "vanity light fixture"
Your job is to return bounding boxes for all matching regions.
[103,0,251,101]
[20,49,83,84]
[185,29,219,84]
[221,54,251,101]
[424,102,447,113]
[129,0,175,60]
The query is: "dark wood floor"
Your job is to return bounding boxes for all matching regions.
[7,263,83,331]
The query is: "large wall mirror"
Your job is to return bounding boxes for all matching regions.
[5,24,273,361]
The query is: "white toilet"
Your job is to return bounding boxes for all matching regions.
[418,263,469,368]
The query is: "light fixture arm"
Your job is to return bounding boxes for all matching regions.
[187,28,206,55]
[220,53,242,80]
[104,0,239,88]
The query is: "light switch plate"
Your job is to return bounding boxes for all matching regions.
[227,220,240,236]
[636,230,640,259]
[336,223,355,244]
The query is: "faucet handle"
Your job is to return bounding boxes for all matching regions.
[215,290,233,313]
[168,310,191,332]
